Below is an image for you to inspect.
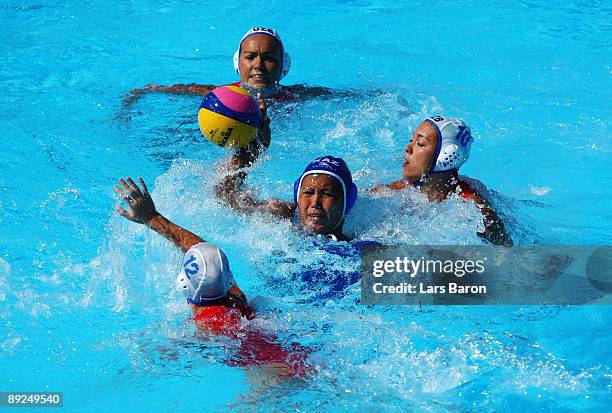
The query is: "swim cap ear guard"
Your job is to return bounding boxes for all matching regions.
[233,27,292,80]
[293,156,358,220]
[176,243,235,305]
[424,116,474,174]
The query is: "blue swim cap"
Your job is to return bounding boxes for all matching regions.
[293,156,358,217]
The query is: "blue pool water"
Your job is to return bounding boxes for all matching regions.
[1,0,611,411]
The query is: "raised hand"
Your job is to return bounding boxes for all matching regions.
[114,177,159,224]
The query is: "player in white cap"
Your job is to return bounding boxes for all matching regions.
[124,26,337,103]
[124,27,345,179]
[373,116,513,246]
[113,176,252,318]
[113,176,316,377]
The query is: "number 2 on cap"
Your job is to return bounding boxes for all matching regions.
[183,255,199,279]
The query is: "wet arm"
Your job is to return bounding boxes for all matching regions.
[478,206,513,247]
[123,83,215,106]
[286,84,365,101]
[146,214,204,252]
[115,177,204,252]
[459,179,513,247]
[231,92,272,170]
[215,171,294,219]
[215,143,269,207]
[214,94,293,219]
[370,179,408,193]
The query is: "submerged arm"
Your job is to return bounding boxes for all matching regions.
[114,177,203,252]
[464,189,512,246]
[284,84,370,101]
[456,178,513,246]
[123,83,216,106]
[478,204,513,247]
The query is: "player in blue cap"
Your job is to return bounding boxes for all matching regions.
[373,116,513,246]
[216,155,379,303]
[217,155,358,241]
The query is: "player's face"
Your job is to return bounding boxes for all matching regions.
[239,35,282,89]
[297,174,345,234]
[402,121,438,182]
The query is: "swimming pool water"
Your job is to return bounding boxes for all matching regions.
[1,0,611,411]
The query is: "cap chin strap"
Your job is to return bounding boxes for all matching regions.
[329,217,344,232]
[315,233,339,242]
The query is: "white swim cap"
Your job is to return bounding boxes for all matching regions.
[233,27,292,80]
[176,242,235,305]
[425,116,474,173]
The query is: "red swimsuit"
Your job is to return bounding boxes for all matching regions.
[194,305,315,378]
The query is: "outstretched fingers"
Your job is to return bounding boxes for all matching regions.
[113,184,130,202]
[116,204,129,217]
[126,177,143,197]
[138,177,149,195]
[114,177,158,224]
[118,177,132,193]
[118,176,146,199]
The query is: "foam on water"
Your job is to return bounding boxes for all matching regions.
[52,158,607,410]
